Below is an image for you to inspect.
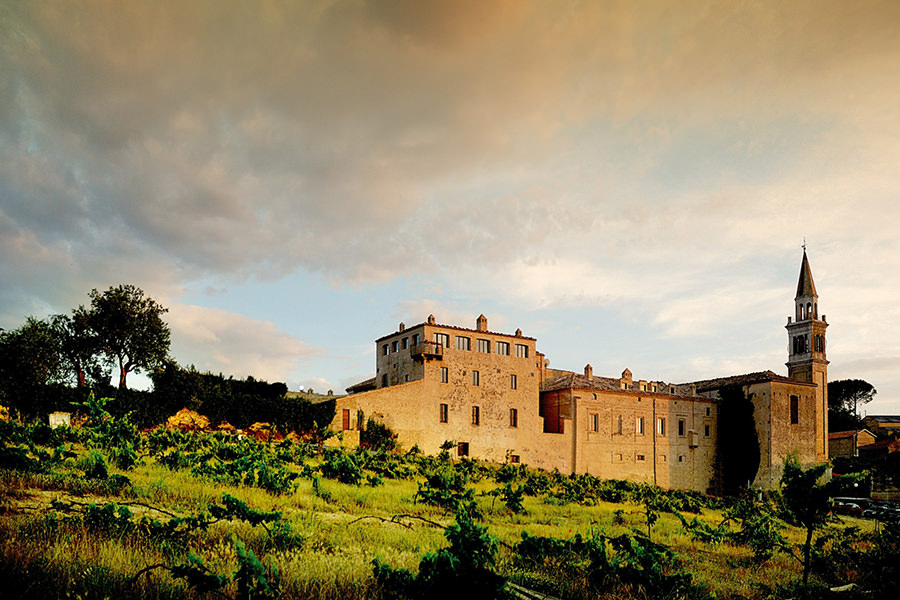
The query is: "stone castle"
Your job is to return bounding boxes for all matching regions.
[331,251,829,492]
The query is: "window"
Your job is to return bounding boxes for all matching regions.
[401,337,408,349]
[381,374,388,387]
[509,454,520,464]
[477,338,490,353]
[412,333,420,345]
[510,374,517,390]
[515,344,529,358]
[391,340,398,352]
[636,416,645,435]
[636,454,645,461]
[457,442,469,457]
[472,370,480,386]
[440,367,448,383]
[657,417,666,436]
[616,415,623,434]
[472,406,480,426]
[705,407,711,417]
[404,374,409,382]
[678,419,686,437]
[433,333,450,348]
[659,454,667,463]
[382,344,389,355]
[790,395,799,424]
[704,424,711,437]
[341,408,350,431]
[496,341,510,355]
[614,453,623,462]
[439,403,448,423]
[590,413,599,432]
[456,336,471,351]
[509,408,518,428]
[678,455,684,463]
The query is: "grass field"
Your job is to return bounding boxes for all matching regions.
[0,418,885,599]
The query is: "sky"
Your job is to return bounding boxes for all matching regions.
[2,1,900,415]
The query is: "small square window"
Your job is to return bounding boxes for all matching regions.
[477,339,490,353]
[636,454,645,461]
[457,442,469,457]
[496,341,510,355]
[509,454,520,464]
[515,344,529,358]
[456,336,471,351]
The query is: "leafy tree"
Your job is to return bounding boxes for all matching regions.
[51,309,105,388]
[0,317,65,414]
[827,379,876,432]
[715,384,761,495]
[86,285,170,389]
[780,456,863,587]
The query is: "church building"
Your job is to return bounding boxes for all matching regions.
[332,251,829,493]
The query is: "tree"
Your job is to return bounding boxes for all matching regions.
[0,317,64,413]
[780,457,863,587]
[51,309,105,388]
[828,379,876,432]
[86,284,171,389]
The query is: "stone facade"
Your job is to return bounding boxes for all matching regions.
[332,252,829,493]
[828,429,876,459]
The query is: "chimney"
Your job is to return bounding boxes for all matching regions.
[584,364,593,379]
[476,314,488,332]
[399,322,405,332]
[427,314,436,325]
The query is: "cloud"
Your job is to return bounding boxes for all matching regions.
[3,1,900,409]
[167,304,319,382]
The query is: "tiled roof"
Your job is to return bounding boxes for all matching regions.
[829,430,864,440]
[688,370,813,391]
[866,415,900,423]
[346,377,376,394]
[540,372,706,400]
[376,321,536,343]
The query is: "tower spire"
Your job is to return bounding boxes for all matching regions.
[796,248,817,299]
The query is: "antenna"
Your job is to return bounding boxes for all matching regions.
[802,237,806,252]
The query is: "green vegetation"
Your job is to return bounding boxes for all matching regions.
[0,406,888,600]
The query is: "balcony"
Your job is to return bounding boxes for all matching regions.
[410,341,443,361]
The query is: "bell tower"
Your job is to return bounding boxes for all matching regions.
[785,247,828,460]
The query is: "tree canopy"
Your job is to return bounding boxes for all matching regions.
[87,284,171,389]
[828,378,876,432]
